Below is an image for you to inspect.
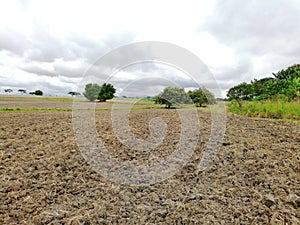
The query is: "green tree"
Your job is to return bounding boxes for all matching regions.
[97,83,116,102]
[227,82,254,107]
[265,77,300,101]
[267,64,300,100]
[188,88,216,107]
[155,87,190,108]
[68,91,81,96]
[272,64,300,80]
[227,64,300,104]
[83,83,101,101]
[4,89,13,94]
[34,90,43,96]
[18,89,26,94]
[251,77,274,99]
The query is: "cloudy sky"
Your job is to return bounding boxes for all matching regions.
[0,0,299,97]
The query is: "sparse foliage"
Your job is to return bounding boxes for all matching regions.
[4,89,13,93]
[18,89,26,94]
[83,83,101,101]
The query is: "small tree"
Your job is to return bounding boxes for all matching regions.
[68,91,81,97]
[4,89,13,94]
[188,88,216,107]
[98,83,116,102]
[18,89,26,94]
[34,90,43,96]
[227,82,253,107]
[28,90,43,96]
[155,87,190,108]
[83,83,101,101]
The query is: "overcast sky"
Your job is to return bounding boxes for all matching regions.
[0,0,300,97]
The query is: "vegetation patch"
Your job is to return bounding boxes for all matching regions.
[228,99,300,121]
[227,64,300,121]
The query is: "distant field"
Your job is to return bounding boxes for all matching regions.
[0,95,163,111]
[0,95,81,102]
[0,95,226,112]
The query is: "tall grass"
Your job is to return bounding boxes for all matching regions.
[228,100,300,120]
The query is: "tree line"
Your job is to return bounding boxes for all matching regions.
[3,89,44,96]
[3,89,82,97]
[3,82,217,108]
[83,82,216,108]
[154,86,216,108]
[227,64,300,107]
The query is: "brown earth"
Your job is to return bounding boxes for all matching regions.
[0,108,299,224]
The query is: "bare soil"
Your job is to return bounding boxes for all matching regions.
[0,108,299,224]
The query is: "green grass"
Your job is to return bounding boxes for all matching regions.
[228,100,300,121]
[110,98,156,105]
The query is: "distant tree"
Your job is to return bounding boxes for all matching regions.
[227,82,254,107]
[68,91,81,96]
[34,90,43,96]
[28,90,43,95]
[98,83,116,102]
[4,89,13,94]
[188,88,216,107]
[155,87,190,108]
[18,89,26,94]
[83,83,101,101]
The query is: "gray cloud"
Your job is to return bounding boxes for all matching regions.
[200,0,300,90]
[203,0,300,56]
[1,24,136,65]
[20,65,56,77]
[1,0,299,97]
[117,77,191,97]
[0,29,29,56]
[0,24,138,95]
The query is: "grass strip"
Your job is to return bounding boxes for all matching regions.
[227,100,300,121]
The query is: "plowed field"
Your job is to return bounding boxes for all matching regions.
[0,99,299,224]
